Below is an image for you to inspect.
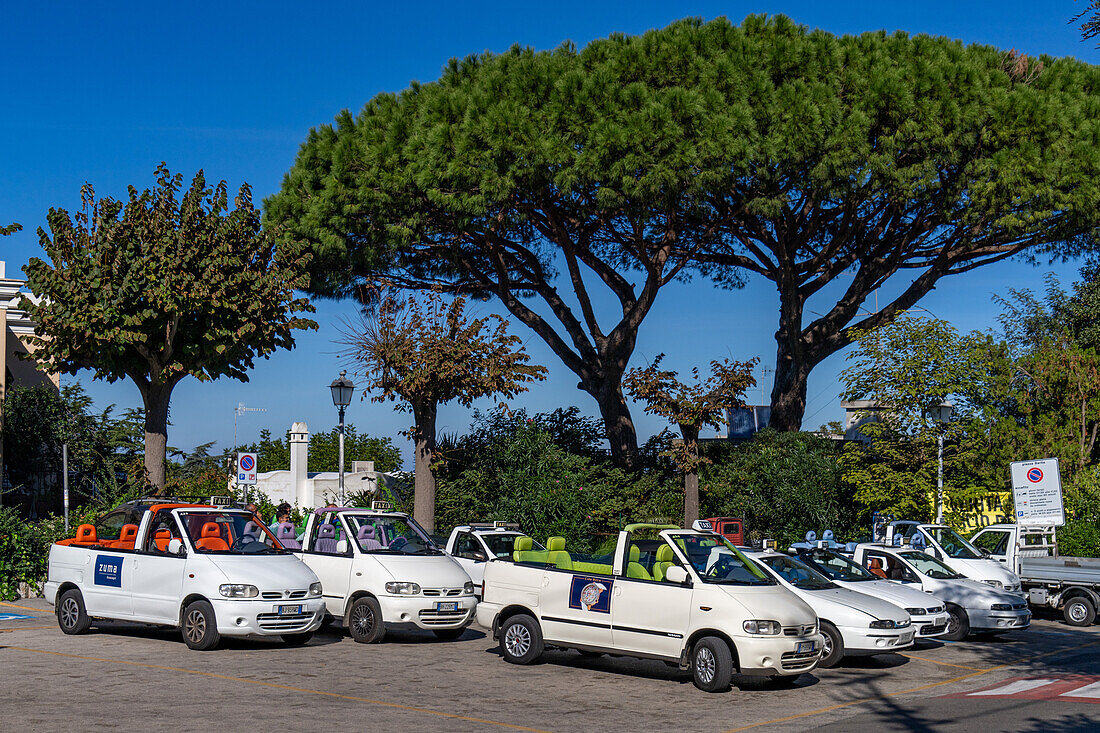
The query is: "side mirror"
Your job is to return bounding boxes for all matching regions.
[167,538,185,557]
[665,566,689,585]
[336,539,349,555]
[472,551,488,563]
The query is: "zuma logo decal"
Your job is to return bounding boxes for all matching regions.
[568,574,613,613]
[94,555,123,587]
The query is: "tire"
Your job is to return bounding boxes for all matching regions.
[1064,596,1096,627]
[56,589,92,635]
[432,628,465,641]
[943,604,970,641]
[346,596,386,644]
[281,631,315,646]
[691,636,734,693]
[499,614,544,665]
[817,622,844,668]
[181,600,221,651]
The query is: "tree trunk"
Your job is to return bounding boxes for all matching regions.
[587,378,638,468]
[768,284,813,432]
[679,424,701,527]
[412,401,438,534]
[139,381,174,493]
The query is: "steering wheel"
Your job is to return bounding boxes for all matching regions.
[231,534,259,551]
[705,555,738,579]
[389,536,408,551]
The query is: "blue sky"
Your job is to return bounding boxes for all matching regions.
[2,1,1097,466]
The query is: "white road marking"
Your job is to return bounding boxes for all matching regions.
[970,679,1057,696]
[1060,681,1100,699]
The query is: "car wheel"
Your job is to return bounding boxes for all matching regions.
[432,628,465,641]
[181,600,221,651]
[817,622,844,668]
[281,631,315,646]
[56,589,92,635]
[346,596,386,644]
[499,614,544,665]
[1064,597,1096,627]
[942,604,970,641]
[691,636,733,693]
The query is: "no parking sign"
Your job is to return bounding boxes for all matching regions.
[1010,458,1064,527]
[237,452,258,485]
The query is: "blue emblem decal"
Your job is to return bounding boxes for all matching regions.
[94,555,123,587]
[568,574,613,613]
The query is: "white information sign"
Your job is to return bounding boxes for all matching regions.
[236,452,258,486]
[1010,458,1065,527]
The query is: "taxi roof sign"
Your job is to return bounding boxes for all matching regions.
[370,500,395,511]
[692,519,714,532]
[208,495,233,507]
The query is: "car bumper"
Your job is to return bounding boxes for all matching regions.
[477,600,502,633]
[969,608,1031,631]
[378,594,476,630]
[913,612,951,638]
[839,625,915,655]
[43,581,59,605]
[734,633,823,676]
[213,598,326,636]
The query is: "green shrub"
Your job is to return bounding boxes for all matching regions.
[1057,521,1100,558]
[0,508,70,600]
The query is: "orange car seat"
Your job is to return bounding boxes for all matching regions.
[868,558,887,578]
[196,522,230,552]
[108,524,139,549]
[152,529,173,552]
[73,524,98,545]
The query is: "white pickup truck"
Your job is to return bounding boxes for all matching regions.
[45,500,325,650]
[970,524,1100,626]
[476,523,822,693]
[294,504,476,642]
[885,521,1022,592]
[849,543,1031,640]
[443,522,542,598]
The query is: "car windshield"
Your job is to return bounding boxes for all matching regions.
[758,555,836,590]
[800,549,877,582]
[927,527,982,560]
[482,533,541,559]
[344,514,441,555]
[901,551,963,579]
[669,533,774,586]
[179,511,284,554]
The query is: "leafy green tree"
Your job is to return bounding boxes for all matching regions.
[267,16,1100,451]
[339,290,545,531]
[623,354,757,525]
[244,425,402,473]
[22,165,316,491]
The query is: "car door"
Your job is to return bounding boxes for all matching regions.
[301,514,354,616]
[452,532,488,591]
[82,546,135,618]
[610,536,692,659]
[971,529,1012,567]
[537,539,616,650]
[130,510,186,623]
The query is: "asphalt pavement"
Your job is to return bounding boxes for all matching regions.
[2,598,1100,732]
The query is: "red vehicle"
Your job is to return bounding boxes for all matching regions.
[705,517,746,546]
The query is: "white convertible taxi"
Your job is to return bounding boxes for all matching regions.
[443,522,543,599]
[294,503,476,642]
[45,500,325,650]
[476,522,822,692]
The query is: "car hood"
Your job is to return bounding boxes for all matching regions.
[802,587,908,623]
[717,584,817,626]
[924,577,1019,606]
[205,554,320,592]
[839,579,945,610]
[366,553,472,587]
[944,558,1019,586]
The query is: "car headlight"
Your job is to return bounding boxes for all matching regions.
[870,619,910,629]
[904,607,924,615]
[463,581,475,595]
[743,619,781,635]
[218,584,258,598]
[309,582,322,597]
[990,603,1012,611]
[983,580,1005,590]
[928,606,945,614]
[385,582,421,595]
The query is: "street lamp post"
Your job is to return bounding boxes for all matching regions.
[926,402,954,524]
[329,371,355,503]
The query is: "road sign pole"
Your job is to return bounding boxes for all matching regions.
[63,443,69,532]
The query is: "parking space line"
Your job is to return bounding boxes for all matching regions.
[899,653,985,671]
[0,626,55,633]
[0,601,43,612]
[1,645,553,732]
[723,638,1100,733]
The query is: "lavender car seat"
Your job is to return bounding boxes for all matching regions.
[315,523,339,553]
[357,524,384,551]
[276,522,301,549]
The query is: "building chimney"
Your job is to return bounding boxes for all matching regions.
[289,422,310,507]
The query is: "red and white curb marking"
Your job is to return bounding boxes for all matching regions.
[945,676,1100,702]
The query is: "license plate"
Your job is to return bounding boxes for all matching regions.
[900,632,914,643]
[436,601,459,612]
[796,641,815,653]
[277,605,302,615]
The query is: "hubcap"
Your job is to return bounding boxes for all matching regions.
[185,610,206,643]
[353,604,375,636]
[60,597,78,628]
[504,623,531,657]
[696,646,716,684]
[822,632,833,657]
[946,612,960,634]
[1070,602,1088,622]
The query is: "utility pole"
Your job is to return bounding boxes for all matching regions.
[62,443,69,531]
